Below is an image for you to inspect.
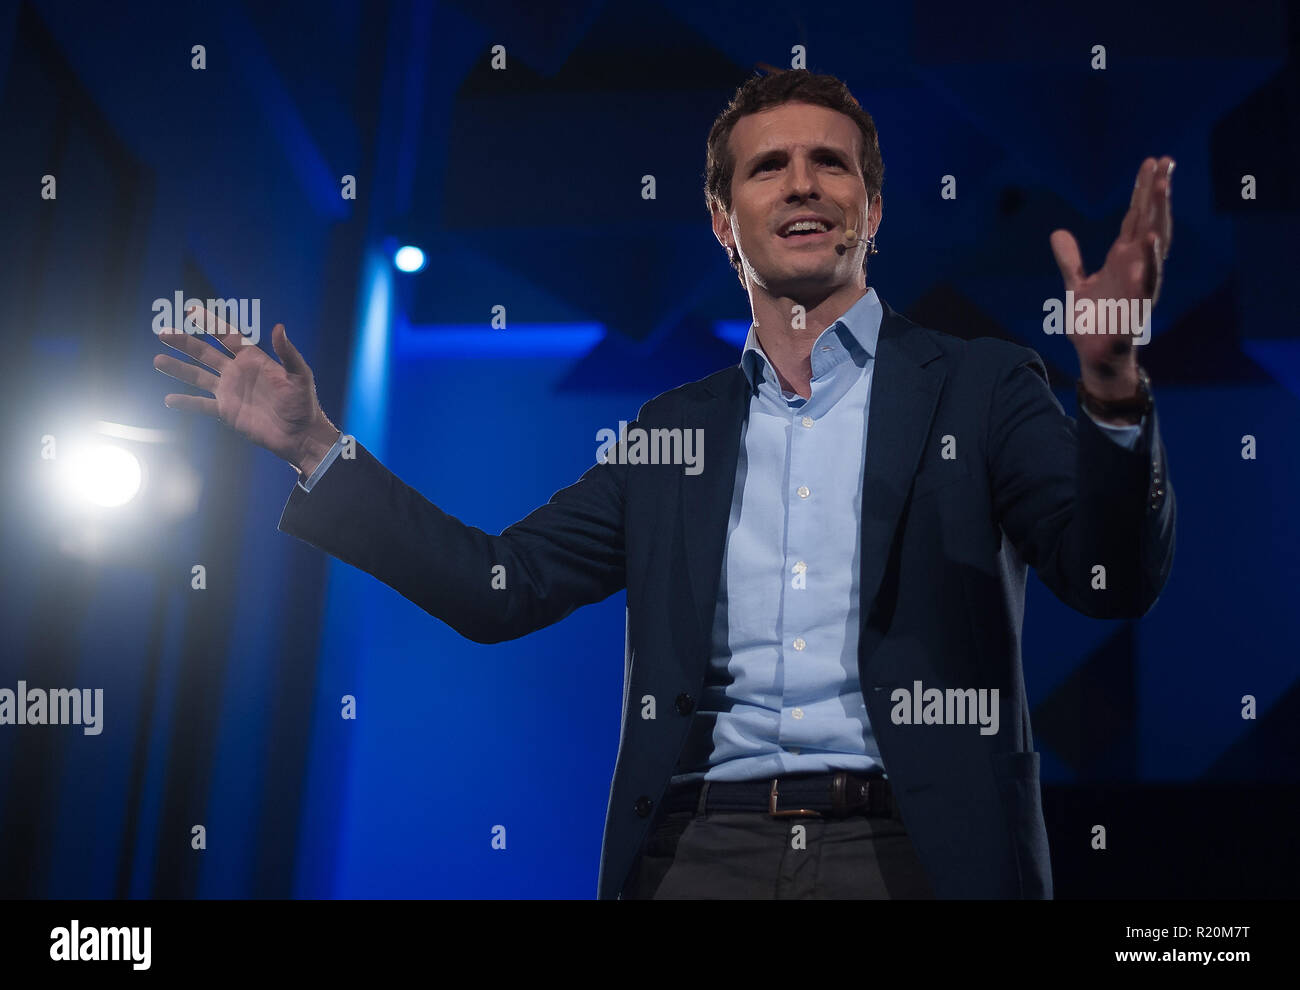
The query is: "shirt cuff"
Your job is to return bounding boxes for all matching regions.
[1084,410,1145,451]
[296,433,346,492]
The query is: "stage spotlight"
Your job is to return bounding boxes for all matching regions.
[393,245,426,273]
[66,442,143,507]
[33,420,200,564]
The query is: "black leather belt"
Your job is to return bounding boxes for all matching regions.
[663,771,895,819]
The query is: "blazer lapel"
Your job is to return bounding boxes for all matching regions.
[679,367,749,659]
[858,300,946,633]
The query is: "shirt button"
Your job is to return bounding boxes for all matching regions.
[793,637,806,650]
[793,561,807,574]
[801,416,814,428]
[792,707,805,719]
[797,485,810,499]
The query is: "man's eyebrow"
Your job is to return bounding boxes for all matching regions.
[743,145,853,171]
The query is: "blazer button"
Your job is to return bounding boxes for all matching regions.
[634,796,653,818]
[675,693,695,715]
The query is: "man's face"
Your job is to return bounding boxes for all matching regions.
[713,101,880,296]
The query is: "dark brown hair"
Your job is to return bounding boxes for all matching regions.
[703,67,884,279]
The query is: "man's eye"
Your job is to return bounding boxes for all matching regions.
[759,160,780,172]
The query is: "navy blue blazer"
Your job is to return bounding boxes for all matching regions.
[278,298,1176,899]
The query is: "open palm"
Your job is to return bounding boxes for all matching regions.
[153,306,325,467]
[1050,155,1174,369]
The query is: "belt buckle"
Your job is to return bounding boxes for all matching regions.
[768,778,823,818]
[830,771,870,817]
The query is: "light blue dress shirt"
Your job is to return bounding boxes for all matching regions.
[297,291,1142,787]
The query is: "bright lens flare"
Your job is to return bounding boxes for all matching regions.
[66,443,143,507]
[394,245,426,273]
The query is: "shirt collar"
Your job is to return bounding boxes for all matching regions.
[740,286,883,392]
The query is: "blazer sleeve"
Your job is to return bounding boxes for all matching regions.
[987,347,1176,618]
[276,425,635,644]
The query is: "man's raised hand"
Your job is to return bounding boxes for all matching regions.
[1049,155,1174,396]
[153,307,340,477]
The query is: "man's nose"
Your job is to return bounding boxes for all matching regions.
[784,158,821,199]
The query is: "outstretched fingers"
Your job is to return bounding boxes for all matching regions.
[1121,157,1155,242]
[1049,229,1086,291]
[156,318,232,373]
[162,393,218,417]
[153,352,219,393]
[1150,157,1174,259]
[1145,230,1164,302]
[1131,156,1174,248]
[271,323,308,376]
[186,304,252,358]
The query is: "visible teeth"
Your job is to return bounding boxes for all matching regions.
[783,220,829,235]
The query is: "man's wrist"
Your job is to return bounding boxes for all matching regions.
[1079,356,1140,401]
[1077,365,1151,426]
[294,415,342,476]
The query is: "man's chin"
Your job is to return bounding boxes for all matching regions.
[753,262,846,296]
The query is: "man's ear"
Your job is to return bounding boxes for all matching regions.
[867,194,883,239]
[711,203,734,255]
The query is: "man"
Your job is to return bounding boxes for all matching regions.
[153,69,1175,899]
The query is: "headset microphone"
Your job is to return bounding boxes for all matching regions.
[835,199,876,256]
[836,200,859,256]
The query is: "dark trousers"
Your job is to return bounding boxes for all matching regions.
[623,780,935,899]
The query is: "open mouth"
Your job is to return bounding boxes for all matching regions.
[777,219,835,241]
[778,228,832,241]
